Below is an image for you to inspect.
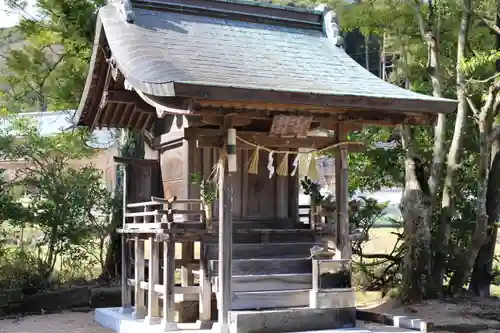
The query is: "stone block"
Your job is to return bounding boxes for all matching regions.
[309,288,355,309]
[228,307,356,333]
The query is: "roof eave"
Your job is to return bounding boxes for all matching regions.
[169,82,457,116]
[73,16,104,127]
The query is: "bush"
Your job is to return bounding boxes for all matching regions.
[0,247,49,293]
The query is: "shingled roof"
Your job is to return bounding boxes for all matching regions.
[75,0,456,128]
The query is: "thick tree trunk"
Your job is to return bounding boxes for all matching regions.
[400,126,432,302]
[450,84,500,292]
[469,7,500,297]
[400,2,445,300]
[432,0,470,294]
[469,137,500,296]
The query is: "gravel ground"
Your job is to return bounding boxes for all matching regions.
[0,311,113,333]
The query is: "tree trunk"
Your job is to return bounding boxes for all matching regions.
[469,136,500,296]
[450,84,500,292]
[413,2,446,201]
[400,126,432,302]
[101,130,144,281]
[399,1,445,300]
[432,0,471,294]
[469,5,500,297]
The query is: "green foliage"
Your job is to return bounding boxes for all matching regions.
[0,114,115,283]
[461,51,500,78]
[190,172,217,205]
[329,0,498,296]
[300,176,323,202]
[0,247,47,292]
[349,197,404,292]
[2,0,103,111]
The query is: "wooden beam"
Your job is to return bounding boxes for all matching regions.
[173,82,456,115]
[145,236,160,324]
[106,90,157,113]
[134,236,146,318]
[186,128,339,148]
[192,103,431,126]
[117,103,131,127]
[120,159,131,311]
[218,125,233,333]
[335,123,350,260]
[90,60,112,131]
[199,240,212,323]
[114,156,159,167]
[186,127,365,150]
[163,236,178,331]
[126,110,139,128]
[201,115,252,127]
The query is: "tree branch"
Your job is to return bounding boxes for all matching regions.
[468,72,500,85]
[466,96,481,118]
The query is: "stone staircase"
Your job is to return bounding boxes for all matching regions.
[209,241,315,310]
[203,221,357,333]
[205,220,317,311]
[208,243,316,310]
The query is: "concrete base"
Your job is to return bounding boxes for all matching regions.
[228,307,357,333]
[94,308,415,333]
[95,308,190,333]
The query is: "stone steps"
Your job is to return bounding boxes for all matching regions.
[212,273,312,292]
[228,307,357,333]
[205,242,317,260]
[209,258,311,276]
[230,289,310,310]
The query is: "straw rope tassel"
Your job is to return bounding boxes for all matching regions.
[246,147,260,174]
[276,152,289,176]
[298,153,309,178]
[307,152,320,181]
[214,147,227,183]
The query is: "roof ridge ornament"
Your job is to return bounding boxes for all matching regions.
[315,4,343,48]
[108,0,135,23]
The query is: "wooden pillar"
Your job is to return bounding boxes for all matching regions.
[181,241,194,286]
[120,235,131,311]
[217,126,233,333]
[335,124,351,259]
[198,241,212,324]
[145,236,160,324]
[162,236,177,331]
[133,237,146,318]
[120,165,131,312]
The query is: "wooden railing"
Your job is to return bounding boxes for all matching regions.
[123,235,210,326]
[119,196,212,325]
[123,196,205,230]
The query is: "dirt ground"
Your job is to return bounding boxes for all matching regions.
[1,297,500,333]
[364,296,500,333]
[0,311,112,333]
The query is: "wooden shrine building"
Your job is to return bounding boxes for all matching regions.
[75,0,456,332]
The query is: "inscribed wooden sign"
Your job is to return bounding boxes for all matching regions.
[269,115,312,138]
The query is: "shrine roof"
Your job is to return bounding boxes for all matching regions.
[75,0,456,129]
